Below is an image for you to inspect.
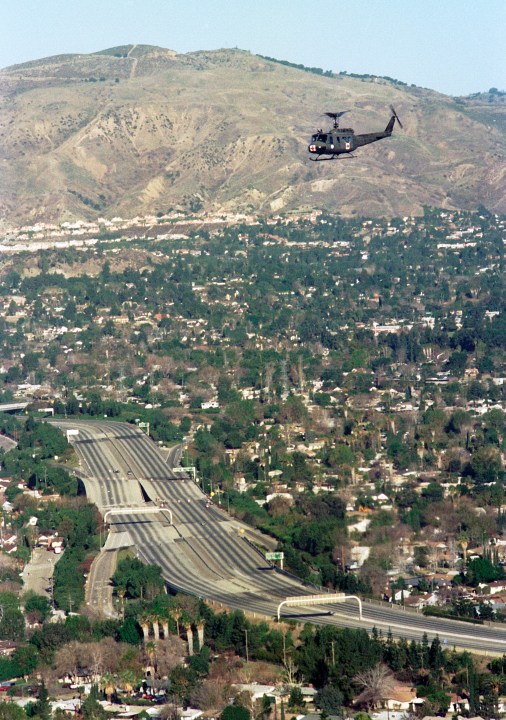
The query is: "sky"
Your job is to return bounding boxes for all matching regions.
[1,0,505,96]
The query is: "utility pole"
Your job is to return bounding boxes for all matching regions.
[48,577,54,609]
[244,629,249,664]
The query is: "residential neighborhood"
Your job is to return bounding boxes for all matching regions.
[0,207,506,718]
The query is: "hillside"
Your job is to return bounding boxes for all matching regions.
[0,44,505,225]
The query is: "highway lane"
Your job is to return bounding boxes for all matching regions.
[86,547,118,618]
[50,419,506,654]
[52,421,146,509]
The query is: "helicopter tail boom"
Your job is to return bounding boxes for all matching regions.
[385,115,396,134]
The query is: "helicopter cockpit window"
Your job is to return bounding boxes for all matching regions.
[317,133,327,142]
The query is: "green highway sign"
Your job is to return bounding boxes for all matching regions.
[266,552,284,561]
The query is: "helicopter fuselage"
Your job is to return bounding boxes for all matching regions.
[308,128,357,157]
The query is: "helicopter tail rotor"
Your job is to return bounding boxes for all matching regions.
[389,105,403,129]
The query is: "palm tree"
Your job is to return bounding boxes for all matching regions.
[119,669,138,697]
[117,587,126,620]
[196,619,205,650]
[172,608,181,637]
[185,624,194,657]
[151,613,160,641]
[459,535,469,568]
[144,640,158,691]
[100,672,116,703]
[160,613,170,640]
[139,612,151,643]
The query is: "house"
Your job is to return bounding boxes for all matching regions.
[448,695,470,714]
[0,641,18,657]
[401,592,439,609]
[350,546,371,567]
[266,492,294,505]
[348,518,371,534]
[233,683,278,705]
[481,579,506,595]
[384,683,421,712]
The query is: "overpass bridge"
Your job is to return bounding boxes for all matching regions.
[0,402,29,412]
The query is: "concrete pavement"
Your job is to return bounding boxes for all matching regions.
[85,548,119,618]
[22,547,61,598]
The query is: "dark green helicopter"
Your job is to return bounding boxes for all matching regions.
[308,106,403,161]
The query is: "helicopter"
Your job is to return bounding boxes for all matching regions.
[308,106,403,161]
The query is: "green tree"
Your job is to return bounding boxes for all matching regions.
[469,446,504,485]
[0,703,26,720]
[24,592,52,623]
[112,557,164,600]
[32,683,51,720]
[12,644,39,676]
[118,617,142,645]
[221,707,251,720]
[82,686,108,720]
[466,557,504,586]
[315,686,343,715]
[0,596,25,641]
[421,482,444,503]
[287,687,304,710]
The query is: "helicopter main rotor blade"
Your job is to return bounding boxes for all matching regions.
[324,111,349,119]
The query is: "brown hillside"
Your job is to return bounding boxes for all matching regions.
[0,45,505,224]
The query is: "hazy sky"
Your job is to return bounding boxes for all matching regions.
[1,0,504,96]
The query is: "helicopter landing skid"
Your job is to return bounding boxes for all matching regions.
[310,154,355,162]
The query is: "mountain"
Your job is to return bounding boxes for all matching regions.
[1,44,505,225]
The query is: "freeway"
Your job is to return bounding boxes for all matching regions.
[51,418,506,654]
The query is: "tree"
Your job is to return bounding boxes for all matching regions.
[0,703,26,720]
[119,617,142,645]
[119,669,139,696]
[445,351,468,376]
[112,557,164,600]
[53,642,83,684]
[12,644,39,677]
[190,677,228,714]
[315,685,343,716]
[0,599,25,641]
[221,707,250,720]
[421,482,444,503]
[24,592,52,623]
[32,683,51,720]
[469,446,504,485]
[100,672,116,702]
[354,664,394,709]
[466,557,504,586]
[82,686,108,720]
[287,686,304,711]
